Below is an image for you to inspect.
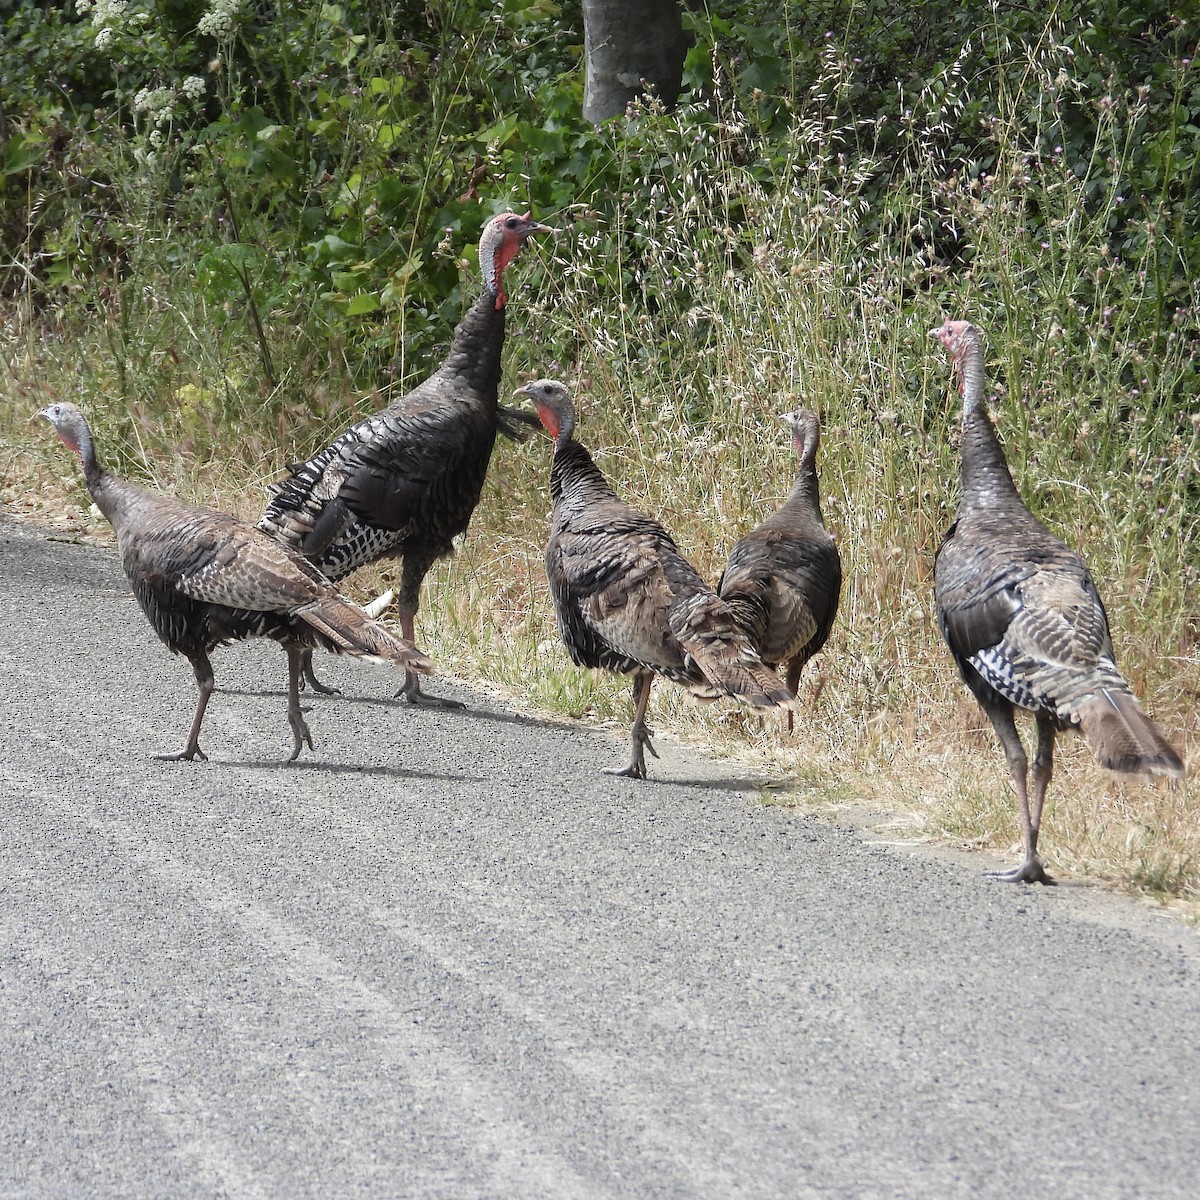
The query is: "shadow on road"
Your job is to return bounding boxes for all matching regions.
[217,757,483,783]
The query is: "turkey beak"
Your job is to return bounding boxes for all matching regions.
[520,215,555,238]
[509,383,544,437]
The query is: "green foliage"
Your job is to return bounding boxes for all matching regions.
[3,0,1195,528]
[5,2,1195,402]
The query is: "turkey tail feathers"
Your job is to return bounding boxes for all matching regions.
[298,597,433,676]
[1077,688,1185,777]
[669,594,794,711]
[719,589,771,656]
[694,651,795,712]
[497,403,541,443]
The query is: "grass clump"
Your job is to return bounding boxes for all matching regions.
[1,1,1196,900]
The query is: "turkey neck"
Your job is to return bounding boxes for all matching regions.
[69,421,131,530]
[432,287,506,401]
[783,447,824,526]
[550,436,617,509]
[955,337,1022,515]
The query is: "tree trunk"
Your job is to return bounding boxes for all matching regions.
[581,0,687,125]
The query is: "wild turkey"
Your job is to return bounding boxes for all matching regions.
[516,379,793,779]
[718,407,842,732]
[258,210,552,705]
[39,402,433,763]
[931,319,1185,883]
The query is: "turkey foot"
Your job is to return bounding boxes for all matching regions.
[394,671,466,710]
[286,705,315,763]
[155,746,209,763]
[606,721,658,780]
[301,656,341,696]
[155,673,212,762]
[985,857,1055,885]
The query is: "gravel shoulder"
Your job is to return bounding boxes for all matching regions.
[2,519,1199,1200]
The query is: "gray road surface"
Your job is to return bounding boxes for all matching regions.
[1,519,1198,1199]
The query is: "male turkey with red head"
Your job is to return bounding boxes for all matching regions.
[259,211,552,705]
[517,378,794,780]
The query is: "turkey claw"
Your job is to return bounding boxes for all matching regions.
[394,673,465,709]
[155,746,208,763]
[286,706,315,763]
[985,857,1056,885]
[606,722,657,780]
[605,762,647,780]
[301,669,341,696]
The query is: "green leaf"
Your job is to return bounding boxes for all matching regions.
[375,123,405,150]
[4,134,47,176]
[313,233,359,261]
[477,115,520,147]
[741,57,784,94]
[345,292,381,315]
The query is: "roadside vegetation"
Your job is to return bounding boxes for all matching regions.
[2,1,1196,901]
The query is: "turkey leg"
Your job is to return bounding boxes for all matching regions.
[155,652,214,763]
[285,645,316,762]
[606,672,659,780]
[298,648,341,695]
[984,705,1055,884]
[392,609,464,710]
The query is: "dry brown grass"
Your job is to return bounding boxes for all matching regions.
[7,368,1197,908]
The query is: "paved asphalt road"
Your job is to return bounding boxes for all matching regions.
[2,519,1198,1199]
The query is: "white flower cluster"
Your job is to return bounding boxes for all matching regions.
[130,75,206,127]
[76,0,127,20]
[134,84,176,126]
[197,0,242,39]
[77,0,128,52]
